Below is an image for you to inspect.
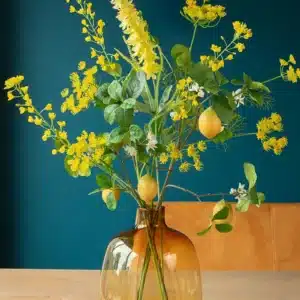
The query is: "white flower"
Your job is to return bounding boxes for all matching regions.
[189,82,205,98]
[146,131,158,152]
[230,182,248,201]
[124,145,137,157]
[232,88,245,108]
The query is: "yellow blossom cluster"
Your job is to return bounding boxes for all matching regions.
[200,21,252,72]
[4,76,69,152]
[279,54,300,84]
[171,77,204,121]
[256,113,288,155]
[182,0,226,27]
[65,131,108,177]
[61,65,99,114]
[111,0,161,79]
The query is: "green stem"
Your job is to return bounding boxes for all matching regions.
[136,245,151,300]
[263,75,282,84]
[232,132,256,138]
[155,47,164,111]
[189,24,198,53]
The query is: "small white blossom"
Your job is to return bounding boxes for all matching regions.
[189,82,205,98]
[146,131,158,152]
[230,182,248,201]
[124,145,137,157]
[232,88,245,108]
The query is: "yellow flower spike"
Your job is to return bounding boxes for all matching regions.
[28,116,34,123]
[44,103,52,111]
[19,107,26,114]
[48,112,56,120]
[279,58,288,67]
[159,153,169,164]
[179,162,190,173]
[197,141,207,152]
[7,91,15,101]
[52,149,58,155]
[277,137,288,148]
[4,75,24,90]
[78,61,86,71]
[211,44,221,53]
[271,113,282,124]
[289,54,296,65]
[287,65,297,83]
[262,141,271,151]
[235,43,245,52]
[61,88,69,98]
[69,5,76,13]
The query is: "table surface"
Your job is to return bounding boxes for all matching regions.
[0,270,300,300]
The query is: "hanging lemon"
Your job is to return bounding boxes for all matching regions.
[137,174,158,204]
[102,189,121,203]
[198,106,222,139]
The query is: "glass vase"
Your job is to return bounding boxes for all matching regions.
[100,206,202,299]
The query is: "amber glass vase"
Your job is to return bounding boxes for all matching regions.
[100,206,202,299]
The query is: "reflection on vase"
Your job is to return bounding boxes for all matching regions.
[100,206,202,299]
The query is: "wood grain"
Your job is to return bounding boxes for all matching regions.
[165,202,300,271]
[0,270,300,300]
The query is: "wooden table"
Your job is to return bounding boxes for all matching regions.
[0,270,300,299]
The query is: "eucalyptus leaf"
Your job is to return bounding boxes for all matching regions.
[161,85,173,104]
[129,124,144,141]
[135,101,152,114]
[106,192,117,211]
[108,80,122,101]
[123,70,146,99]
[121,98,136,110]
[115,107,134,128]
[96,83,111,105]
[244,162,257,190]
[215,223,233,233]
[109,127,129,144]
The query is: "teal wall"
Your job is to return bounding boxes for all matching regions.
[2,0,299,268]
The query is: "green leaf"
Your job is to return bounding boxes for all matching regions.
[257,192,265,207]
[215,71,229,86]
[248,186,259,204]
[106,192,117,211]
[161,85,173,104]
[188,62,214,86]
[129,124,144,141]
[212,206,230,221]
[197,224,212,236]
[171,44,191,69]
[109,127,128,144]
[121,98,136,110]
[106,63,122,77]
[104,104,119,125]
[236,198,251,212]
[108,80,122,101]
[161,126,177,144]
[212,94,235,123]
[244,162,257,190]
[123,70,146,99]
[250,81,271,93]
[248,90,264,106]
[231,79,243,86]
[95,83,111,105]
[203,79,220,94]
[215,223,233,233]
[243,73,253,86]
[96,174,112,189]
[135,101,152,114]
[213,128,233,144]
[115,107,134,128]
[88,188,101,196]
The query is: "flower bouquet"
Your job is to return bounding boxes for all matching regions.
[5,0,298,298]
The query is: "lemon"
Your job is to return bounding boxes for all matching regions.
[198,106,222,139]
[137,174,158,204]
[102,189,120,203]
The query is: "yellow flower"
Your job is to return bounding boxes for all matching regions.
[69,5,76,13]
[200,55,208,63]
[262,141,271,151]
[91,48,97,58]
[44,103,52,111]
[187,144,197,157]
[59,131,68,139]
[277,137,288,148]
[111,0,161,79]
[34,117,43,126]
[85,36,92,42]
[7,91,15,101]
[297,68,300,78]
[235,43,245,52]
[194,158,203,171]
[48,112,56,120]
[113,53,120,61]
[52,149,58,155]
[287,65,297,83]
[4,75,24,90]
[256,131,266,140]
[159,153,169,164]
[28,116,34,123]
[96,55,105,66]
[271,113,282,124]
[27,106,34,113]
[179,162,190,173]
[61,88,69,98]
[197,141,207,152]
[59,146,66,154]
[65,0,70,3]
[19,107,26,114]
[279,58,288,67]
[211,44,221,53]
[57,121,66,128]
[289,54,296,65]
[78,61,86,71]
[81,19,87,26]
[225,54,234,60]
[21,86,29,94]
[82,27,88,34]
[177,78,187,90]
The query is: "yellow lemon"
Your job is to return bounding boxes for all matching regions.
[198,106,222,139]
[102,189,120,203]
[137,174,158,204]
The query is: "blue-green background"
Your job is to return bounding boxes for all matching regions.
[1,0,299,269]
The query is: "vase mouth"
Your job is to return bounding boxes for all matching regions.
[135,206,166,228]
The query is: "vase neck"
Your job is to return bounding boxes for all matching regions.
[135,207,166,229]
